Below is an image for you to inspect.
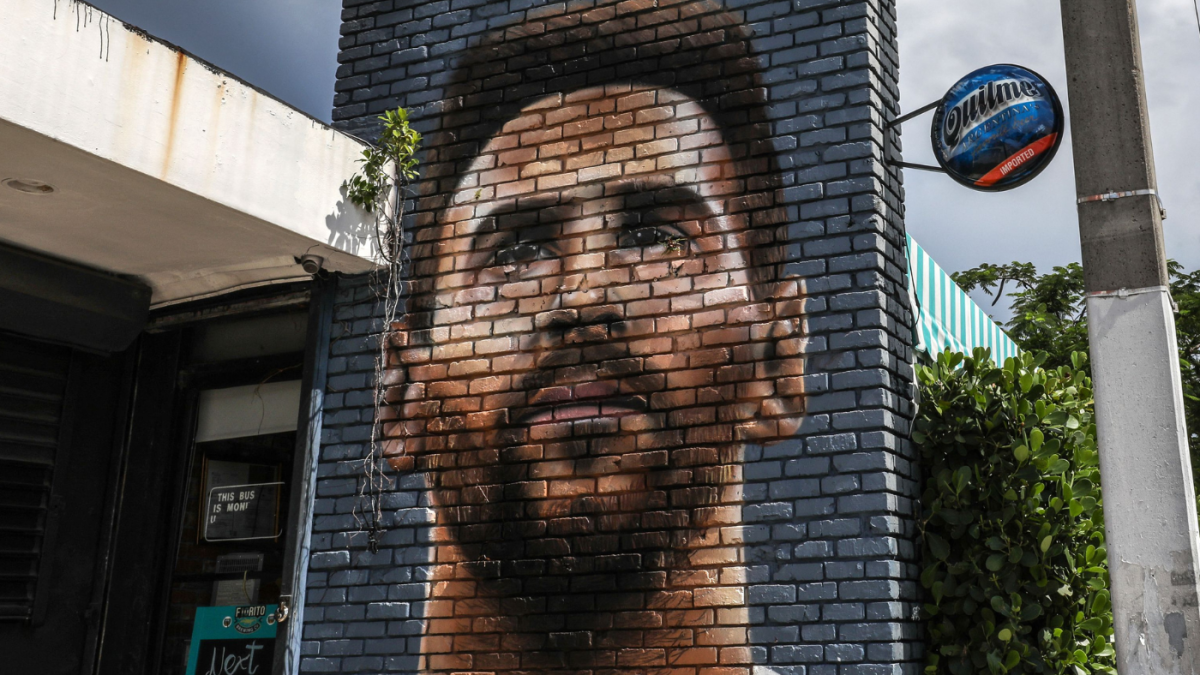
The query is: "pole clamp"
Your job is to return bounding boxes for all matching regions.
[1077,188,1166,219]
[1087,285,1170,299]
[1087,285,1178,312]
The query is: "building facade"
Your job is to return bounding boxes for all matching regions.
[0,1,926,674]
[303,1,920,673]
[0,3,374,673]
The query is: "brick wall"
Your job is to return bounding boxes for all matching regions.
[305,0,918,674]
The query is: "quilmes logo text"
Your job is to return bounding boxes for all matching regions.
[941,79,1041,150]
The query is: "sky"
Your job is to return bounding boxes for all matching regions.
[84,0,342,121]
[900,0,1200,315]
[86,0,1200,313]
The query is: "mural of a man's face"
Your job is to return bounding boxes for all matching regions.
[395,79,801,673]
[434,86,759,429]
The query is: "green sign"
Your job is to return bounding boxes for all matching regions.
[185,605,278,675]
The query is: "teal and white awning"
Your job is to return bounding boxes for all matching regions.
[907,233,1020,366]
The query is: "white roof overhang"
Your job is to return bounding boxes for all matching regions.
[0,1,379,308]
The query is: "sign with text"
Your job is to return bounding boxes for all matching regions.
[203,482,282,542]
[930,64,1064,191]
[185,605,277,675]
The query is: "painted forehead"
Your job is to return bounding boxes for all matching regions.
[442,86,739,236]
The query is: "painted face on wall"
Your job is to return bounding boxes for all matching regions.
[392,83,804,673]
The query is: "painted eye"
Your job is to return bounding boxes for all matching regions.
[617,227,688,252]
[617,227,659,248]
[495,243,539,264]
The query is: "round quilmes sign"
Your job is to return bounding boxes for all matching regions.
[931,64,1064,191]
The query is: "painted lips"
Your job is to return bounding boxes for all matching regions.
[513,395,649,425]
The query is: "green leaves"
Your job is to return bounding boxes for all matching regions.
[341,107,424,265]
[928,533,951,561]
[950,262,1088,372]
[342,107,423,215]
[1168,264,1200,501]
[917,350,1112,675]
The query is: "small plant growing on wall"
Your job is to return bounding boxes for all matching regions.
[661,234,687,255]
[342,108,422,551]
[343,107,423,262]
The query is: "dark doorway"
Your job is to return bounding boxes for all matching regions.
[0,332,134,674]
[97,299,319,675]
[3,280,330,675]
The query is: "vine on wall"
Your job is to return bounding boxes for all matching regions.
[342,107,422,551]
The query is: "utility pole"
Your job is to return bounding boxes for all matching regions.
[1060,1,1200,672]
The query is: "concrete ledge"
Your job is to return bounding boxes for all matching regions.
[0,0,379,305]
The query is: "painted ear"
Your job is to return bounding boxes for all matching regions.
[734,415,779,445]
[382,366,407,388]
[383,320,410,382]
[385,448,414,472]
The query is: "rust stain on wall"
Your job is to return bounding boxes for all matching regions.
[161,50,187,179]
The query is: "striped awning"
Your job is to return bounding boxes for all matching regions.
[906,233,1021,366]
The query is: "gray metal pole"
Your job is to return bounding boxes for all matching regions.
[1060,0,1200,672]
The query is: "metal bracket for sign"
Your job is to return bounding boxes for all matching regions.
[1077,188,1167,220]
[885,100,941,129]
[888,160,946,173]
[883,99,948,174]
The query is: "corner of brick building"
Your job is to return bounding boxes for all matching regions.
[307,0,919,673]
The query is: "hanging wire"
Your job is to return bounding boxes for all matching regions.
[1193,0,1200,43]
[341,110,421,556]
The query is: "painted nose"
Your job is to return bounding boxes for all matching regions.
[533,305,621,346]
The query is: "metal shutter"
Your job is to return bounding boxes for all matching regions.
[0,333,72,621]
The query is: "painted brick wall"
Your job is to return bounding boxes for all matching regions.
[306,0,918,674]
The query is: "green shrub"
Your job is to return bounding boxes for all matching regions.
[915,349,1114,675]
